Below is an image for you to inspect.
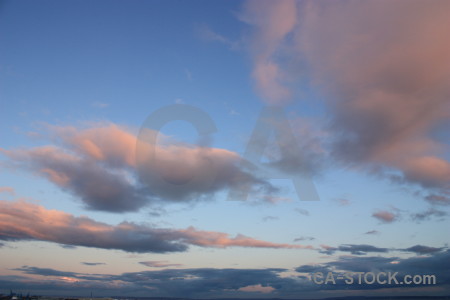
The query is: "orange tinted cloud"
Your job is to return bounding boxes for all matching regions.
[178,227,312,249]
[1,123,275,212]
[0,187,15,195]
[0,200,310,252]
[241,0,450,198]
[372,210,397,223]
[240,0,297,104]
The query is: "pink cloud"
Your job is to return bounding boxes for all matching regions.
[240,0,450,198]
[372,210,397,223]
[1,123,276,211]
[139,261,183,268]
[0,200,311,252]
[238,284,275,293]
[295,0,450,191]
[0,187,15,195]
[240,0,297,104]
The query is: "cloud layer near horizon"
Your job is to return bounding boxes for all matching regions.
[0,200,311,252]
[5,249,450,298]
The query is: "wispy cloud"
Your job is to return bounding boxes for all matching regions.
[293,236,315,242]
[411,207,447,222]
[425,194,450,206]
[0,187,14,195]
[196,24,240,50]
[139,261,183,268]
[401,245,445,255]
[81,262,105,266]
[364,230,379,235]
[319,244,389,256]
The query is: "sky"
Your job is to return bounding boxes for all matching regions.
[0,0,450,298]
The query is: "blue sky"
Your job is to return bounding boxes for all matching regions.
[1,0,450,298]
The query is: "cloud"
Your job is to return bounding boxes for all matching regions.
[261,195,291,204]
[9,266,292,298]
[139,261,183,268]
[1,123,277,212]
[337,244,389,255]
[239,0,450,198]
[239,0,297,104]
[260,115,328,177]
[372,210,398,223]
[425,194,450,206]
[238,284,275,294]
[312,249,450,286]
[295,208,309,216]
[293,236,315,242]
[81,262,105,266]
[297,0,450,194]
[402,245,445,255]
[60,244,77,249]
[411,208,448,222]
[318,242,447,257]
[0,200,311,253]
[319,244,388,256]
[196,24,240,50]
[0,187,15,195]
[13,266,80,278]
[365,230,379,235]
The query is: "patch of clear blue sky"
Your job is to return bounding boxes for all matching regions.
[0,0,251,144]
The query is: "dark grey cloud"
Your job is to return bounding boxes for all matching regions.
[293,236,315,242]
[11,266,295,298]
[402,245,445,255]
[365,230,380,235]
[411,208,448,222]
[297,249,450,291]
[9,251,450,298]
[139,261,183,268]
[338,244,389,255]
[81,262,105,266]
[13,266,79,278]
[1,146,148,213]
[59,244,77,249]
[318,243,446,257]
[319,244,389,255]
